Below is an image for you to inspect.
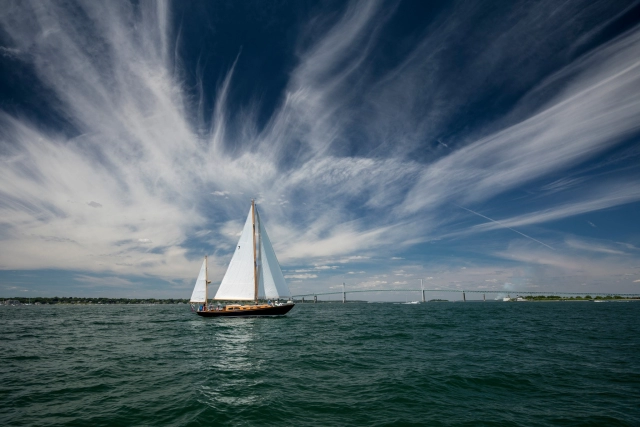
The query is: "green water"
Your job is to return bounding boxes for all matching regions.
[1,302,639,426]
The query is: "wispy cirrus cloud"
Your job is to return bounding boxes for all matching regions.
[399,34,640,216]
[0,0,639,296]
[565,238,629,256]
[455,181,640,236]
[284,273,317,280]
[493,241,637,284]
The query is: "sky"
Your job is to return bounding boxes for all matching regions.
[1,0,640,300]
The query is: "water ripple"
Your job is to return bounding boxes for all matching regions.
[1,302,639,426]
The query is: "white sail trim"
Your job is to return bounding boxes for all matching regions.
[214,208,256,300]
[256,209,291,299]
[189,258,208,303]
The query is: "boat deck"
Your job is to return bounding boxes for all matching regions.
[196,303,295,317]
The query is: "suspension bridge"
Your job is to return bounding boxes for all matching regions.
[292,286,640,303]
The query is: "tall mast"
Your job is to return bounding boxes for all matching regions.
[204,255,208,310]
[252,199,258,302]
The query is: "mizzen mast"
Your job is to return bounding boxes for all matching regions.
[205,255,207,308]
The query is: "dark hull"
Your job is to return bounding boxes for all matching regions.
[196,303,295,317]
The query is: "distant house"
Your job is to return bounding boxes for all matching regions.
[3,300,21,306]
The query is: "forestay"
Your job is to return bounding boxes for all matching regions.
[189,259,208,303]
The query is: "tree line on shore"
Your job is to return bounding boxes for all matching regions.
[2,297,190,305]
[523,295,634,300]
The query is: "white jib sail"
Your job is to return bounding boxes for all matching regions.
[256,209,291,299]
[214,208,257,300]
[189,258,207,303]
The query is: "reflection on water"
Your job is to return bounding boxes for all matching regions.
[196,318,265,409]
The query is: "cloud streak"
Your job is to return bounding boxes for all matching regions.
[464,182,640,234]
[454,204,555,250]
[0,0,639,295]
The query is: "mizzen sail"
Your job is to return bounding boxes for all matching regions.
[189,258,208,303]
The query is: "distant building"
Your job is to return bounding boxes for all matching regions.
[3,300,21,306]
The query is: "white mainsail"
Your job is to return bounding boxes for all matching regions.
[214,208,257,300]
[213,203,291,301]
[257,209,290,299]
[189,258,208,303]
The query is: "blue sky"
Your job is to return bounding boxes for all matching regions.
[1,0,639,299]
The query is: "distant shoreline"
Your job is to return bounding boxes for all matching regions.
[2,297,190,305]
[3,296,638,306]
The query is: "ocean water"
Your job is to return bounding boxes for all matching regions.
[1,302,639,426]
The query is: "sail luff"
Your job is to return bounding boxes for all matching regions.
[252,200,258,302]
[256,208,264,298]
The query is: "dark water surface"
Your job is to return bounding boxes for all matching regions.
[1,302,639,426]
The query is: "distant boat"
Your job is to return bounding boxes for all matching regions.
[504,295,527,302]
[189,200,295,317]
[402,301,420,304]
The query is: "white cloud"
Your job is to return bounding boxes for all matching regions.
[313,265,338,270]
[399,27,640,217]
[336,255,371,263]
[490,240,639,292]
[0,0,638,296]
[0,46,21,57]
[354,280,388,289]
[565,238,627,255]
[463,183,640,234]
[283,273,318,280]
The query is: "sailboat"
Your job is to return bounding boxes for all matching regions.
[189,200,295,317]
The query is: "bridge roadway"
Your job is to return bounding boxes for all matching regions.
[292,289,640,298]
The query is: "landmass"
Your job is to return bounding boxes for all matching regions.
[2,297,190,305]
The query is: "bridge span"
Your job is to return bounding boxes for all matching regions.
[292,288,640,303]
